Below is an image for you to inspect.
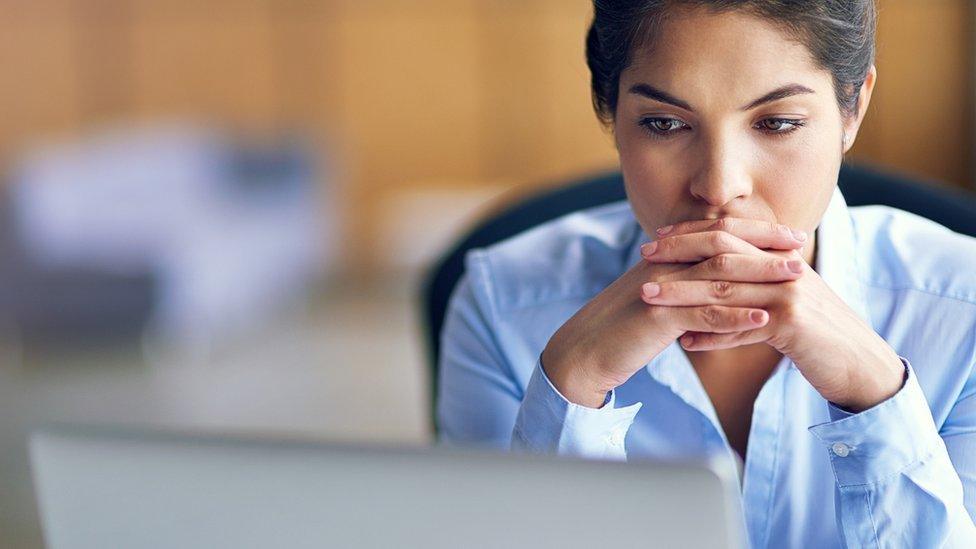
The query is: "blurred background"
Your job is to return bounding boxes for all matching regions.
[1,0,974,546]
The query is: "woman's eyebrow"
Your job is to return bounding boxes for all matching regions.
[628,84,694,111]
[627,82,816,112]
[740,83,816,110]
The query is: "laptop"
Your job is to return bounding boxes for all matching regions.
[30,425,746,548]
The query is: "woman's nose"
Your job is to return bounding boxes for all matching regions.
[688,140,753,207]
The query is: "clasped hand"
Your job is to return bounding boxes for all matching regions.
[640,218,904,412]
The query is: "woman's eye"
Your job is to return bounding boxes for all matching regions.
[638,117,689,137]
[756,118,806,135]
[638,116,806,139]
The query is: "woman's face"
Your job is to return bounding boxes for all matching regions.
[614,7,875,262]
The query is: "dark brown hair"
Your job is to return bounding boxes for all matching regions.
[586,1,877,125]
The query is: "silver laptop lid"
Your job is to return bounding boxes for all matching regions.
[30,425,746,549]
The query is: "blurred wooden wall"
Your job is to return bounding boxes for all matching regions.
[1,0,972,269]
[855,0,975,187]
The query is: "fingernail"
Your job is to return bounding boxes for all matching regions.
[750,310,767,324]
[642,282,661,298]
[656,225,673,235]
[792,229,807,241]
[681,335,695,347]
[641,242,658,257]
[787,259,804,273]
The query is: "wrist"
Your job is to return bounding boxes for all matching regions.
[540,346,614,409]
[831,350,905,413]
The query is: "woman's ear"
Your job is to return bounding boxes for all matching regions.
[843,64,878,153]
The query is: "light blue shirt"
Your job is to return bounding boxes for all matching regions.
[437,185,976,547]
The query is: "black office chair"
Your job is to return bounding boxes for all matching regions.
[420,162,976,433]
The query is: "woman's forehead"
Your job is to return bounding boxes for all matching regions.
[621,8,832,100]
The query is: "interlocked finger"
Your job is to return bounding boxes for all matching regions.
[641,230,762,264]
[656,253,805,283]
[641,279,783,308]
[655,304,770,334]
[679,327,771,351]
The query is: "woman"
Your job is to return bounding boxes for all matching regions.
[437,1,976,546]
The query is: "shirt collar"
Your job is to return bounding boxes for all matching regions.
[812,185,872,326]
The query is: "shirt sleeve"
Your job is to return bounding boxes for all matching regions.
[437,258,642,459]
[436,271,524,449]
[511,356,642,461]
[807,357,976,546]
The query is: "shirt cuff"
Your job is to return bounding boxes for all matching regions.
[511,356,642,460]
[808,357,943,487]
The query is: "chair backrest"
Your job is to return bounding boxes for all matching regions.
[420,162,976,432]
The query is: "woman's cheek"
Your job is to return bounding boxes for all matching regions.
[758,139,839,229]
[617,142,672,221]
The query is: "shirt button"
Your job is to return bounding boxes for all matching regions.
[831,442,851,457]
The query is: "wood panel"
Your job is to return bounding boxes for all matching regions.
[329,1,485,265]
[476,1,617,186]
[0,0,971,270]
[128,0,280,129]
[850,0,974,186]
[0,1,82,166]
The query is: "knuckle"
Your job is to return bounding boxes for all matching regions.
[710,280,734,299]
[710,230,733,249]
[700,305,722,327]
[710,253,732,273]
